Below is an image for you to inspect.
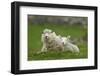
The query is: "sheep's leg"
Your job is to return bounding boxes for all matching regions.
[61,45,64,52]
[41,45,47,52]
[37,45,47,54]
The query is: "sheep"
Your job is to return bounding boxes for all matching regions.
[40,29,64,53]
[62,36,80,53]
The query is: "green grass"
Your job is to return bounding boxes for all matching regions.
[28,23,88,61]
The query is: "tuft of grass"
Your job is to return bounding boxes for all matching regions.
[28,24,88,61]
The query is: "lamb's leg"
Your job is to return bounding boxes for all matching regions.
[73,45,80,53]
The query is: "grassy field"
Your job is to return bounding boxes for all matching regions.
[28,23,88,61]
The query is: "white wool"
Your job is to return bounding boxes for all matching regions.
[41,29,64,52]
[62,36,79,53]
[43,28,52,33]
[40,29,79,53]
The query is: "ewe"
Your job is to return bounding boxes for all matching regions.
[41,29,64,53]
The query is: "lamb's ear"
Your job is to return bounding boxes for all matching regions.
[52,32,56,36]
[52,32,55,34]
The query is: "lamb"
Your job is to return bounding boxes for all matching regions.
[62,36,79,53]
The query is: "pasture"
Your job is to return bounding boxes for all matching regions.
[28,24,88,61]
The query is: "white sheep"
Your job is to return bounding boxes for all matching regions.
[62,36,79,53]
[40,29,64,53]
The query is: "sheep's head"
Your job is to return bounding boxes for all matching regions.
[42,29,56,43]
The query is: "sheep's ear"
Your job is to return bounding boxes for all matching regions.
[41,35,43,42]
[52,32,56,36]
[49,30,52,33]
[67,35,71,39]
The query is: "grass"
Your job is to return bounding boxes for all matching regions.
[28,23,88,61]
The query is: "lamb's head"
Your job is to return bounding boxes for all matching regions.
[61,36,71,45]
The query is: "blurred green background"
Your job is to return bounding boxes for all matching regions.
[28,15,88,61]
